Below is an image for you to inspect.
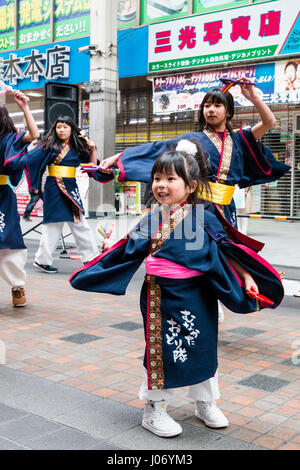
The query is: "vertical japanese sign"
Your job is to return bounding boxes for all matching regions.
[141,0,189,24]
[54,0,90,41]
[148,1,300,73]
[0,0,15,53]
[193,0,247,14]
[18,0,51,48]
[118,0,137,28]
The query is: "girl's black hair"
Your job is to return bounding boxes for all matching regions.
[198,88,234,132]
[0,104,17,136]
[37,115,93,156]
[150,139,210,206]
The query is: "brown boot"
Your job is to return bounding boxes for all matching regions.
[12,287,27,307]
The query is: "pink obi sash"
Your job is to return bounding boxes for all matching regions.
[145,255,203,279]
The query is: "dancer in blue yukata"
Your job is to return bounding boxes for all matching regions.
[70,140,284,437]
[25,116,99,273]
[0,90,39,307]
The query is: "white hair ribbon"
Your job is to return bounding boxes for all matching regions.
[176,139,197,156]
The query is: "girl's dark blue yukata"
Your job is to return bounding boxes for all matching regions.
[0,132,29,250]
[92,127,290,230]
[70,203,284,391]
[24,142,91,224]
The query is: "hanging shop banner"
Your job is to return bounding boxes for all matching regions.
[142,0,189,24]
[0,0,15,53]
[153,63,276,113]
[0,36,90,88]
[118,0,137,28]
[272,59,300,104]
[18,0,51,49]
[54,0,90,41]
[148,0,300,73]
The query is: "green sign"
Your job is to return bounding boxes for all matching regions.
[18,0,51,48]
[0,0,15,53]
[141,0,189,24]
[149,45,278,72]
[54,0,90,41]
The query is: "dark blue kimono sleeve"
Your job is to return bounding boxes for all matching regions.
[203,214,284,313]
[236,128,291,188]
[24,145,51,191]
[2,132,29,186]
[70,217,151,294]
[117,138,181,183]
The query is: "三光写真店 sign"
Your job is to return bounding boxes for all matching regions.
[148,0,300,73]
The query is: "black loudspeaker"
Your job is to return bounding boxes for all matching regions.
[44,82,79,133]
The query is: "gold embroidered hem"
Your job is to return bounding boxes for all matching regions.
[203,127,233,183]
[53,142,71,165]
[146,275,164,390]
[145,203,191,389]
[0,175,8,185]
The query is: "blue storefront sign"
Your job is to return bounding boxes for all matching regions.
[0,36,90,89]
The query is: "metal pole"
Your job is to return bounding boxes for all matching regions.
[88,0,118,218]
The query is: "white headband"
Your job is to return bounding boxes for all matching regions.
[176,139,197,156]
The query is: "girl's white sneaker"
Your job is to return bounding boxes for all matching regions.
[142,401,182,437]
[195,401,229,428]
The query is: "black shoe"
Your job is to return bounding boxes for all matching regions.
[23,216,32,221]
[33,262,58,273]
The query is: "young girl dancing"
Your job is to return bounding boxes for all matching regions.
[0,90,39,307]
[70,139,284,438]
[25,116,99,273]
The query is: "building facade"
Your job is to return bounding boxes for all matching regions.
[1,0,300,217]
[117,0,300,217]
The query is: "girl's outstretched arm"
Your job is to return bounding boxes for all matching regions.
[99,152,122,173]
[226,255,259,296]
[239,77,276,141]
[13,90,39,143]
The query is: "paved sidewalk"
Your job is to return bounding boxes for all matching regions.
[0,218,299,450]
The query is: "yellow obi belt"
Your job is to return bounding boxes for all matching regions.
[198,181,235,206]
[0,175,8,185]
[47,165,76,178]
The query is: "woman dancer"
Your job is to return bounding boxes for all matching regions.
[25,116,99,273]
[94,77,289,232]
[0,90,39,307]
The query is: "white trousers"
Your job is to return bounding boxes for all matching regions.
[138,368,220,403]
[35,214,99,265]
[0,249,27,288]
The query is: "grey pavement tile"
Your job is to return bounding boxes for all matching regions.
[0,414,63,446]
[238,373,290,392]
[110,321,143,331]
[28,427,105,450]
[281,358,299,367]
[226,327,266,337]
[0,371,100,419]
[109,421,265,450]
[0,404,29,425]
[55,398,142,440]
[0,436,29,450]
[60,333,103,344]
